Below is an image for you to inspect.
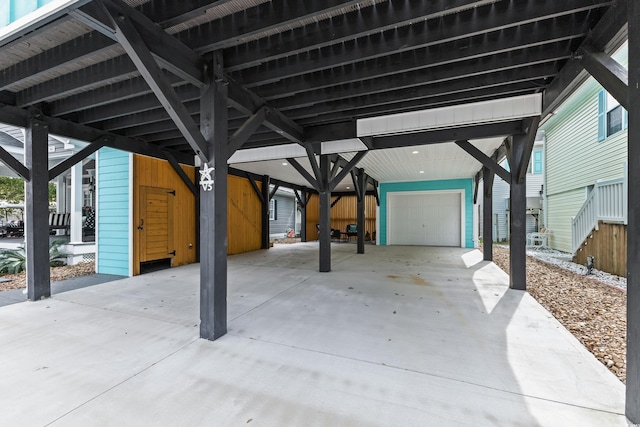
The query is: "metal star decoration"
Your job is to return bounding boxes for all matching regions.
[199,163,215,191]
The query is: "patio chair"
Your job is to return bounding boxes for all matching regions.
[526,228,550,250]
[344,224,357,242]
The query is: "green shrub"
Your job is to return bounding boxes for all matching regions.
[0,240,65,274]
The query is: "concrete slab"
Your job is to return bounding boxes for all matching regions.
[0,273,124,307]
[0,244,627,426]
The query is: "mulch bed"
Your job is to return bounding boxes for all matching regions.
[0,261,96,292]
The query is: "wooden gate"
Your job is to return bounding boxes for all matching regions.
[138,186,175,263]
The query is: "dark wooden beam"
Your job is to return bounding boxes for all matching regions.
[164,151,197,196]
[509,134,527,291]
[473,171,481,204]
[627,0,640,422]
[261,175,270,249]
[227,107,267,158]
[329,151,367,192]
[543,0,628,117]
[226,75,304,144]
[482,167,494,261]
[579,44,629,110]
[516,116,541,184]
[356,167,366,254]
[245,172,264,204]
[104,1,209,162]
[49,137,111,180]
[77,0,205,86]
[0,102,193,165]
[268,183,280,201]
[199,52,228,341]
[24,110,51,300]
[287,157,319,191]
[0,146,29,180]
[455,140,511,184]
[319,154,331,272]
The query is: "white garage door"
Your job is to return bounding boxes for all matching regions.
[388,192,462,246]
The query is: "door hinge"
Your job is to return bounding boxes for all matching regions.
[168,250,176,256]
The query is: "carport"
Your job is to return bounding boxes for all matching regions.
[0,0,638,422]
[0,244,627,425]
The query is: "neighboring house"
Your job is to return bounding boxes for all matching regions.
[540,42,628,276]
[483,135,545,242]
[269,187,297,238]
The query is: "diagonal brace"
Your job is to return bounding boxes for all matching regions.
[350,168,362,200]
[305,145,323,191]
[244,172,264,203]
[516,116,541,184]
[455,140,511,184]
[164,150,197,196]
[269,183,280,201]
[329,151,367,192]
[227,107,267,159]
[0,145,29,180]
[49,136,112,180]
[579,44,629,110]
[103,1,209,162]
[287,157,319,191]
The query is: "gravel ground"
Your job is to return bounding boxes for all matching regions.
[0,261,96,291]
[492,245,626,383]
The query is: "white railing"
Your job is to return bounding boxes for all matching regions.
[572,176,627,253]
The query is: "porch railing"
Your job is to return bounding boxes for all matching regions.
[571,176,627,253]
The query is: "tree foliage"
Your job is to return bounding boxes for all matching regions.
[0,176,57,203]
[0,176,24,203]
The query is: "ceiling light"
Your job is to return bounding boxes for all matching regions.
[346,186,351,189]
[412,150,419,154]
[282,162,288,166]
[419,171,425,174]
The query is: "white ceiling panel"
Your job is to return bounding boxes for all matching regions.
[231,137,506,192]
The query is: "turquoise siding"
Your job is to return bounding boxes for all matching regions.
[379,179,474,248]
[97,148,130,276]
[0,0,54,27]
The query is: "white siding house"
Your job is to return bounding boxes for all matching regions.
[478,137,544,242]
[540,42,628,254]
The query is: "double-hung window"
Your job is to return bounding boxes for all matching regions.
[598,89,627,141]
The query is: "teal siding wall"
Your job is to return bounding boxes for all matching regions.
[379,179,474,248]
[97,147,130,276]
[0,0,54,27]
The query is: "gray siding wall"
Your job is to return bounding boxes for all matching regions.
[492,176,511,242]
[270,195,296,236]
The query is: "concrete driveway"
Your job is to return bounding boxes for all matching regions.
[0,243,626,426]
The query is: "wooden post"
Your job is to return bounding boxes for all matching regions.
[627,0,640,421]
[199,52,228,340]
[483,167,494,261]
[509,134,527,290]
[25,110,51,301]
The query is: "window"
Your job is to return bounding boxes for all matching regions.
[532,149,543,174]
[269,199,277,220]
[598,89,627,141]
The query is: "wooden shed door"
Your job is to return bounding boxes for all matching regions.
[139,186,175,263]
